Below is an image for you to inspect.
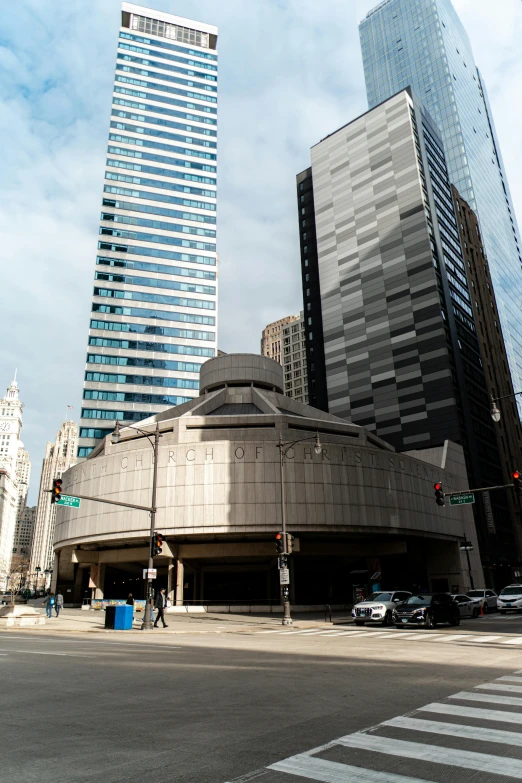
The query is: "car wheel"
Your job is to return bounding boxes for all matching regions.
[473,607,479,618]
[395,624,404,629]
[354,621,364,626]
[483,603,488,614]
[451,612,460,627]
[425,613,435,629]
[382,611,392,627]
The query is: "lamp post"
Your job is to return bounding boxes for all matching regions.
[277,432,322,626]
[111,421,161,631]
[35,566,41,595]
[490,391,522,422]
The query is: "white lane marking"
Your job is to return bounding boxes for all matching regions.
[503,637,522,645]
[476,683,522,694]
[329,631,368,637]
[420,702,522,725]
[449,691,522,707]
[337,732,522,778]
[0,636,181,649]
[0,649,92,657]
[382,715,522,747]
[269,753,430,783]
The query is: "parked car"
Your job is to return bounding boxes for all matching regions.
[393,593,460,628]
[466,589,498,613]
[352,590,412,626]
[451,594,479,619]
[497,585,522,614]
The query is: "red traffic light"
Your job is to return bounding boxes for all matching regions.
[513,472,520,480]
[434,483,442,491]
[433,482,444,506]
[275,533,283,540]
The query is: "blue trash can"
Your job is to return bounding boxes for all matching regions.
[113,604,133,630]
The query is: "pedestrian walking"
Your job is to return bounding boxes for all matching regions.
[55,590,64,617]
[153,588,168,628]
[44,593,55,619]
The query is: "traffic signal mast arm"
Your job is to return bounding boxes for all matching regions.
[47,489,153,513]
[444,482,516,497]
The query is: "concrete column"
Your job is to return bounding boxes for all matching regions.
[94,564,105,600]
[167,558,174,603]
[175,558,184,606]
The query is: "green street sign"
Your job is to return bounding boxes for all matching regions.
[56,494,81,508]
[449,493,475,506]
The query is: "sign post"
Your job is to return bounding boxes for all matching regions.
[449,493,475,506]
[55,494,81,508]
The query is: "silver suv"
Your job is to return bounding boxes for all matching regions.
[352,590,412,626]
[497,585,522,614]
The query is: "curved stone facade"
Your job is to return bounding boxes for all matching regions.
[55,355,483,605]
[200,353,284,394]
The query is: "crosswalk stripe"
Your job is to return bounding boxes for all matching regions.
[382,715,522,746]
[476,683,522,694]
[420,701,522,725]
[269,753,431,783]
[337,732,522,778]
[432,634,474,642]
[503,637,522,644]
[463,635,501,643]
[449,690,522,707]
[498,676,522,683]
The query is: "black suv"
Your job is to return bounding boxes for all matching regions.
[393,593,460,629]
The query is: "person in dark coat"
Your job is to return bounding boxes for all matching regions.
[153,588,168,628]
[126,593,134,606]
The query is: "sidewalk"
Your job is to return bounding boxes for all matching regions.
[0,606,348,635]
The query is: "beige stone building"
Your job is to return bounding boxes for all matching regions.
[13,506,36,558]
[30,420,78,575]
[261,315,299,366]
[282,313,308,403]
[54,355,482,606]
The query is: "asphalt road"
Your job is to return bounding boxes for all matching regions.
[3,614,522,783]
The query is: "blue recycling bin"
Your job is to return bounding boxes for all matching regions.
[113,604,133,630]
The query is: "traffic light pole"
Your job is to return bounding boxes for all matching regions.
[142,424,160,631]
[277,432,322,627]
[278,437,292,626]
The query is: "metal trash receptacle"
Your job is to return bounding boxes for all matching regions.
[114,604,133,630]
[105,605,116,629]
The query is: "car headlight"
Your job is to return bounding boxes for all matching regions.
[373,605,385,612]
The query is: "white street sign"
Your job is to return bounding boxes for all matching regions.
[279,568,290,585]
[143,568,157,579]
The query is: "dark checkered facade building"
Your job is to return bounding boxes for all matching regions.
[297,89,521,585]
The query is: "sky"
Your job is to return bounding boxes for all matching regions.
[1,0,522,503]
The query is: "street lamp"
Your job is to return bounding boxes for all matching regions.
[35,566,41,594]
[490,391,522,422]
[276,432,322,626]
[111,420,161,631]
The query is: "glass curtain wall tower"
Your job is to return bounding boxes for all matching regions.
[359,0,522,412]
[78,3,218,458]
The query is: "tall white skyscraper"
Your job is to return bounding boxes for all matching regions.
[0,376,26,576]
[78,3,219,458]
[31,420,78,575]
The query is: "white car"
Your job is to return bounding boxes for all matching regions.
[352,590,412,626]
[465,589,498,613]
[451,594,479,619]
[497,585,522,614]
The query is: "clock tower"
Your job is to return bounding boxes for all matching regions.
[0,373,23,476]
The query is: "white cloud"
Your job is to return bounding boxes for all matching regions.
[1,0,521,502]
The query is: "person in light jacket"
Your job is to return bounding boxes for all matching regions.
[55,591,64,617]
[153,588,168,629]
